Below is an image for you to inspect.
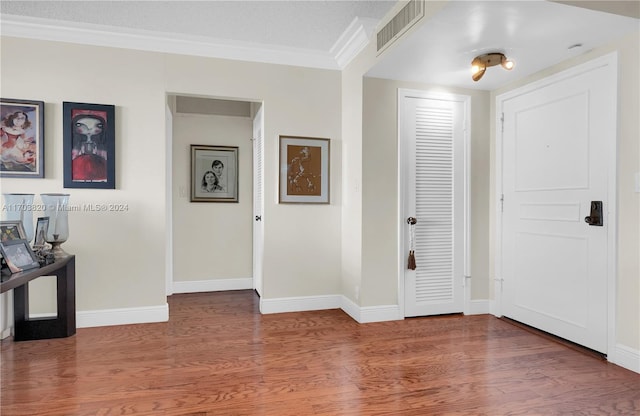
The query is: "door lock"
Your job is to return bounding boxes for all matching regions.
[584,201,603,226]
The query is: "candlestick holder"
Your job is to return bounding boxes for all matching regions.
[40,193,70,259]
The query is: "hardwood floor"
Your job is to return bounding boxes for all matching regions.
[2,290,639,415]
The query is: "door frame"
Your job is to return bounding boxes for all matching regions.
[252,104,264,296]
[494,52,618,355]
[397,88,472,317]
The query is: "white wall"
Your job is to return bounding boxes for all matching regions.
[171,112,253,285]
[0,36,343,333]
[1,40,168,325]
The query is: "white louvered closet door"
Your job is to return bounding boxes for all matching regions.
[401,93,466,317]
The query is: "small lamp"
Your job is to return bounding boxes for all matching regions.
[471,52,514,82]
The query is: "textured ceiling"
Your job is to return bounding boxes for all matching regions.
[1,0,638,91]
[0,0,396,51]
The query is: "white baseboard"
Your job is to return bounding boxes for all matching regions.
[173,278,253,294]
[467,299,491,315]
[490,299,501,317]
[610,343,640,374]
[261,294,402,323]
[1,327,11,340]
[359,304,402,323]
[340,296,361,322]
[260,294,341,314]
[76,303,169,328]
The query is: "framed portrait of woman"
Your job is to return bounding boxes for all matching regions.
[190,145,239,203]
[0,98,45,178]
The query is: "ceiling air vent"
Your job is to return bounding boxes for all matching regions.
[377,0,424,54]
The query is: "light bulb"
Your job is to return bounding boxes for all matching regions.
[501,58,514,70]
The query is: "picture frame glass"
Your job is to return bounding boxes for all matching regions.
[63,102,116,189]
[191,145,239,203]
[0,99,45,178]
[34,217,49,247]
[279,136,330,204]
[0,221,27,243]
[0,239,40,272]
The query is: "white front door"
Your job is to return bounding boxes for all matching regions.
[399,90,468,317]
[499,54,617,354]
[252,105,264,296]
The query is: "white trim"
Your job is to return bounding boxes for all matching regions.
[330,17,377,69]
[0,14,343,70]
[397,88,472,318]
[76,304,169,328]
[340,296,362,322]
[260,295,342,314]
[341,296,403,323]
[609,344,640,374]
[260,294,403,323]
[1,328,11,340]
[165,104,174,297]
[466,299,491,315]
[490,298,501,317]
[494,52,618,355]
[359,304,402,323]
[604,53,619,363]
[173,278,253,294]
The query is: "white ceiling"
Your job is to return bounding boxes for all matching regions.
[1,0,638,91]
[0,0,396,50]
[368,0,640,90]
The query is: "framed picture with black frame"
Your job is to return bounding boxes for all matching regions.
[63,101,116,189]
[0,239,40,273]
[0,98,45,178]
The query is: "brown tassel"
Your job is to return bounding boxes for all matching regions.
[408,250,416,270]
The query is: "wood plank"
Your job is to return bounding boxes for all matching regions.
[2,291,638,415]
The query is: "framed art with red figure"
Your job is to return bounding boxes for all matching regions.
[63,102,115,189]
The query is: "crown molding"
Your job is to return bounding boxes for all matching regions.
[330,16,378,68]
[0,14,346,70]
[0,14,376,70]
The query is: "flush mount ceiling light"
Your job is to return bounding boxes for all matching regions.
[471,52,514,82]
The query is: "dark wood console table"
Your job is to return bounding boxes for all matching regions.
[1,255,75,341]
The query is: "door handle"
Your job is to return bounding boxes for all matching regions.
[584,201,603,226]
[407,217,417,225]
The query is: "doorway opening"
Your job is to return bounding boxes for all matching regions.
[165,95,264,298]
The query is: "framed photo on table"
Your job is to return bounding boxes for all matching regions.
[279,135,330,204]
[190,145,239,203]
[0,98,45,178]
[0,239,40,273]
[0,220,27,243]
[33,217,49,247]
[63,101,116,189]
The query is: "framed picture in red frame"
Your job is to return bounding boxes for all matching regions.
[63,101,115,189]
